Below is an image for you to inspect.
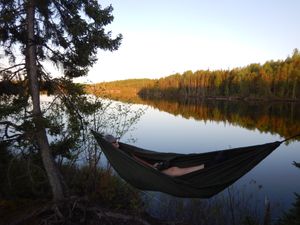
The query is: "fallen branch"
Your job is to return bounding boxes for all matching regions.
[93,208,152,225]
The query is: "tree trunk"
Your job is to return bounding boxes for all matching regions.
[26,0,65,201]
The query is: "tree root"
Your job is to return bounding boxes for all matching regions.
[2,197,165,225]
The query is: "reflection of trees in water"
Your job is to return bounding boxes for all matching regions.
[140,97,300,139]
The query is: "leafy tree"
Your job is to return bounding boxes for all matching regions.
[0,0,122,201]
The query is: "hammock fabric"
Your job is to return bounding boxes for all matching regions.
[92,131,285,198]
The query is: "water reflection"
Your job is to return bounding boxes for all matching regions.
[138,98,300,140]
[117,98,300,223]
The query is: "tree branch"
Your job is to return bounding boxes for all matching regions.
[0,63,26,74]
[0,121,22,139]
[93,208,153,225]
[39,72,84,126]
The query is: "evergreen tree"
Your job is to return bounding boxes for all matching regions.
[0,0,122,201]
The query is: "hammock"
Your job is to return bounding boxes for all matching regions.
[92,130,290,198]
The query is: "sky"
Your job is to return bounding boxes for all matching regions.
[78,0,300,83]
[2,1,299,83]
[79,0,299,83]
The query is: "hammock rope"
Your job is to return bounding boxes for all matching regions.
[280,133,300,143]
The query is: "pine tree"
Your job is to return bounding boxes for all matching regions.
[0,0,122,201]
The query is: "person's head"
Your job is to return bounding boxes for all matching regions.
[104,134,119,148]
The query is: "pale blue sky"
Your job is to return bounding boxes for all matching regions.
[70,1,300,82]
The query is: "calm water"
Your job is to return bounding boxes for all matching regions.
[115,99,300,219]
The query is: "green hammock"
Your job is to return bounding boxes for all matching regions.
[92,130,287,198]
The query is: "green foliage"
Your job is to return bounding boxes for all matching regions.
[0,0,127,202]
[0,151,143,211]
[0,0,123,159]
[0,147,50,199]
[0,0,123,161]
[88,49,300,102]
[0,0,122,78]
[64,164,143,210]
[85,78,154,103]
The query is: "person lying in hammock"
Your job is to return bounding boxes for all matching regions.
[104,134,205,177]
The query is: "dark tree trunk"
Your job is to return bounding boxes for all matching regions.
[26,0,65,201]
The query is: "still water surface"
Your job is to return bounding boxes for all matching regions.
[115,99,300,218]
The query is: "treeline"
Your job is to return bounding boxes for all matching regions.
[86,49,300,101]
[85,78,152,102]
[139,49,300,101]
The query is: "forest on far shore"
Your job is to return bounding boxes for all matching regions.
[86,49,300,102]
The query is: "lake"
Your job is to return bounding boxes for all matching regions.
[111,98,300,221]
